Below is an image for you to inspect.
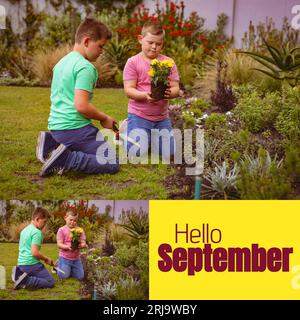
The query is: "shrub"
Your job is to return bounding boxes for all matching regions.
[190,97,209,112]
[101,228,116,256]
[115,243,138,268]
[211,60,236,112]
[8,222,29,242]
[164,37,206,86]
[205,113,227,131]
[234,91,281,133]
[31,45,72,86]
[275,89,300,139]
[94,53,118,87]
[237,149,291,199]
[283,141,300,184]
[117,276,144,300]
[44,215,63,243]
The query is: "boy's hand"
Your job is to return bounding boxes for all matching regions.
[145,93,156,103]
[164,87,172,99]
[45,257,54,266]
[100,115,115,129]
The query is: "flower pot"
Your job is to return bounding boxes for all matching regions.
[151,81,168,100]
[71,239,80,250]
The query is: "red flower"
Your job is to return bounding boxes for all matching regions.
[183,23,193,29]
[129,18,137,23]
[170,30,181,37]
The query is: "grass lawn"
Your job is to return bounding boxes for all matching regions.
[0,243,80,300]
[0,86,176,199]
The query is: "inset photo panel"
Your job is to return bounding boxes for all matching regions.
[0,200,149,300]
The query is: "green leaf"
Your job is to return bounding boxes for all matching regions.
[265,44,285,69]
[240,51,278,66]
[252,68,282,80]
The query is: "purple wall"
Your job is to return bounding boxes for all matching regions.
[143,0,300,47]
[89,200,149,220]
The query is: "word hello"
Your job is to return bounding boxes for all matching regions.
[175,223,222,244]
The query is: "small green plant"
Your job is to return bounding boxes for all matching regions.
[182,110,197,128]
[203,162,239,199]
[70,228,83,250]
[147,59,175,86]
[99,281,117,300]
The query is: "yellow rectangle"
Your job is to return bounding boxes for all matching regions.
[149,200,300,300]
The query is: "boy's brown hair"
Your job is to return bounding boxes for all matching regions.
[141,20,165,37]
[32,207,49,220]
[65,210,78,219]
[75,18,112,43]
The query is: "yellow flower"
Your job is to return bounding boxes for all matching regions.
[147,68,154,77]
[71,228,75,232]
[76,228,82,233]
[70,234,73,238]
[150,59,159,66]
[161,60,174,68]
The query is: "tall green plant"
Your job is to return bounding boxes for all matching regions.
[241,40,300,87]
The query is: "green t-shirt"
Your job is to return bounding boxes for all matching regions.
[18,223,43,266]
[48,51,98,130]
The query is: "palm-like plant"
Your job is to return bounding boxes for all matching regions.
[104,36,134,70]
[121,212,149,241]
[241,40,300,87]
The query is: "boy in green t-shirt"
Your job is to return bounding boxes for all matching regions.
[36,18,119,177]
[12,207,55,290]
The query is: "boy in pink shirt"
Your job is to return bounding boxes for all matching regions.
[123,21,180,159]
[56,210,87,280]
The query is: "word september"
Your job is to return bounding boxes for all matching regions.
[158,224,294,276]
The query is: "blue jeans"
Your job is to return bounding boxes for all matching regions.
[127,113,175,158]
[51,124,119,174]
[18,263,55,289]
[57,257,84,280]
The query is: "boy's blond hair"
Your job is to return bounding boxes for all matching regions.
[32,207,49,220]
[141,20,165,37]
[75,18,112,43]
